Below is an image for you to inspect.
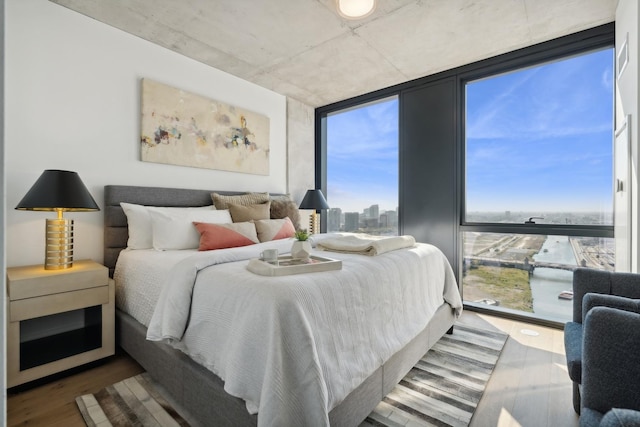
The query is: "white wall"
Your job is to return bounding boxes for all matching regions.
[286,98,316,204]
[5,0,287,268]
[286,97,316,231]
[616,0,640,272]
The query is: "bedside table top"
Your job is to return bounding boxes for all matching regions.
[6,259,108,301]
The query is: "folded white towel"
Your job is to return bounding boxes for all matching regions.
[316,234,416,256]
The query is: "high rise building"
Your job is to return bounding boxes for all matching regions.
[328,208,342,232]
[385,210,398,227]
[379,213,389,228]
[367,204,379,228]
[369,204,379,221]
[345,212,360,232]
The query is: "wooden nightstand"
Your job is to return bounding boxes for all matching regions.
[6,259,115,387]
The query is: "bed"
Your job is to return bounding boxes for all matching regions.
[104,184,462,427]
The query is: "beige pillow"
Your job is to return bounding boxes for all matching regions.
[211,192,270,210]
[228,202,271,223]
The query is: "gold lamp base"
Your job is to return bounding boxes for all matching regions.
[309,212,319,235]
[45,218,74,270]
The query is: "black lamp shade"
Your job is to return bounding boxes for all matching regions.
[299,189,329,211]
[15,170,100,212]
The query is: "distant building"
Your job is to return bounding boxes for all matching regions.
[379,214,389,228]
[358,204,379,228]
[364,218,378,228]
[369,204,379,222]
[385,210,398,227]
[328,208,342,232]
[345,212,360,232]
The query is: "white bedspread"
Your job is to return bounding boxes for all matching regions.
[145,234,462,427]
[115,248,198,327]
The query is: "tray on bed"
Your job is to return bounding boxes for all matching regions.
[247,255,342,276]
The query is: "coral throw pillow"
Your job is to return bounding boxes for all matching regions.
[254,217,296,242]
[193,221,259,251]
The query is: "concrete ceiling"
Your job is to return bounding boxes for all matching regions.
[50,0,616,107]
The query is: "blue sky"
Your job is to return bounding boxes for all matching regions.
[327,97,399,213]
[326,48,613,215]
[466,48,614,213]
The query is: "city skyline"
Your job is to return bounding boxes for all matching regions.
[326,204,399,233]
[326,200,612,229]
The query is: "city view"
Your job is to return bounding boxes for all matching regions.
[326,203,399,236]
[325,205,614,323]
[462,214,614,323]
[325,47,614,323]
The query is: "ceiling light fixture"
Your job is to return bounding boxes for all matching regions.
[336,0,376,20]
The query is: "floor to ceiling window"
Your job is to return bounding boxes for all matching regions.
[462,47,615,323]
[324,96,399,235]
[316,25,614,326]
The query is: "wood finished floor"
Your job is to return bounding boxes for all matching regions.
[459,312,578,427]
[6,311,579,427]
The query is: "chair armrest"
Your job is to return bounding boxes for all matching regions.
[581,307,640,415]
[581,293,640,324]
[563,321,582,383]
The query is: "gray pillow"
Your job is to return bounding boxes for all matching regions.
[270,199,301,230]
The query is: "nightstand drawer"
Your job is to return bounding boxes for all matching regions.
[9,286,109,322]
[7,260,108,301]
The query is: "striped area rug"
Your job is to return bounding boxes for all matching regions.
[76,373,189,427]
[76,324,507,427]
[361,323,508,427]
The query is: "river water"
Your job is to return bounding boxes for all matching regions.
[530,236,576,322]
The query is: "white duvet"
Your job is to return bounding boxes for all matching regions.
[139,234,462,427]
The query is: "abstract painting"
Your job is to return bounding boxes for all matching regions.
[140,78,270,175]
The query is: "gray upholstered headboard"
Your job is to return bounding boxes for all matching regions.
[104,185,285,277]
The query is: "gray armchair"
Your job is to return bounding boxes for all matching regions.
[564,268,640,426]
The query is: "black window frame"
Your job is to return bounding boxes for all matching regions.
[460,42,615,326]
[318,95,401,235]
[460,44,615,239]
[315,23,615,328]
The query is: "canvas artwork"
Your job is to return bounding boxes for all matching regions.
[140,79,270,175]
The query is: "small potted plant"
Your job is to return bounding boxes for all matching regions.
[291,229,312,260]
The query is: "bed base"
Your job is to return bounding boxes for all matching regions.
[116,304,455,427]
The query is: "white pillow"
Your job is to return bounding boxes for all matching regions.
[121,202,154,249]
[149,208,232,250]
[120,203,214,249]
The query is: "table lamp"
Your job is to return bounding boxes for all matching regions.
[299,189,329,235]
[15,170,100,270]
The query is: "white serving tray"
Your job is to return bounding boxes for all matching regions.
[247,255,342,276]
